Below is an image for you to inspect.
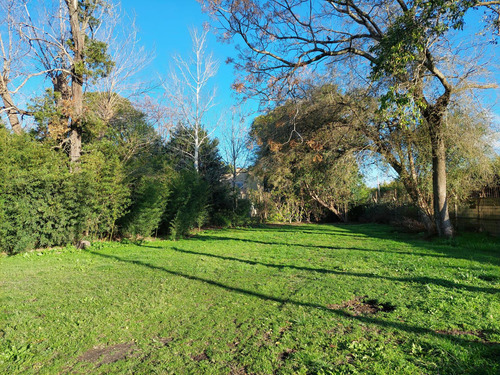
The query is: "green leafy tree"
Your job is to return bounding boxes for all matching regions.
[251,86,367,222]
[0,127,129,253]
[251,83,497,229]
[166,126,231,225]
[202,0,498,236]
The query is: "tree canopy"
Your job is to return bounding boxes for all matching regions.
[201,0,499,236]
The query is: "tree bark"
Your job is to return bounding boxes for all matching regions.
[66,0,85,165]
[0,89,22,134]
[194,137,200,172]
[423,93,454,238]
[429,123,453,237]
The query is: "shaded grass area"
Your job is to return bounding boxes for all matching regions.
[1,224,499,374]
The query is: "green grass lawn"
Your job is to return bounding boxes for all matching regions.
[1,224,499,374]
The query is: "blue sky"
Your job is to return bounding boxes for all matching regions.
[119,0,259,170]
[119,0,499,111]
[120,0,242,111]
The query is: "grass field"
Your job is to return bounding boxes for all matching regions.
[1,224,499,374]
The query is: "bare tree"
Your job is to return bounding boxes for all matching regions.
[0,0,49,134]
[163,27,220,173]
[201,0,498,237]
[222,106,251,207]
[89,6,155,124]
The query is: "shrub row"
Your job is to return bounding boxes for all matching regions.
[0,130,253,254]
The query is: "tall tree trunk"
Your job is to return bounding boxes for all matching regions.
[194,138,200,172]
[423,93,454,238]
[429,123,453,237]
[66,0,85,165]
[1,91,22,134]
[0,75,22,134]
[69,72,83,164]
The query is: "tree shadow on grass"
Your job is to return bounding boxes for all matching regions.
[232,224,372,239]
[339,224,500,267]
[187,234,453,260]
[86,249,499,353]
[183,232,500,273]
[199,223,500,267]
[160,246,497,294]
[136,233,499,294]
[239,223,395,236]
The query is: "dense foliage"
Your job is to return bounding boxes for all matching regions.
[248,83,497,229]
[0,96,250,254]
[250,85,369,222]
[0,127,128,253]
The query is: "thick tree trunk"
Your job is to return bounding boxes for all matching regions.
[2,93,22,134]
[424,93,454,238]
[66,0,84,165]
[430,126,453,237]
[69,75,83,164]
[0,78,23,134]
[69,126,82,163]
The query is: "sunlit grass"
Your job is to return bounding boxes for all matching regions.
[1,224,499,374]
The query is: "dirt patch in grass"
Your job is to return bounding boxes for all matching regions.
[77,342,138,366]
[435,329,498,344]
[191,351,209,361]
[277,348,296,362]
[327,296,396,316]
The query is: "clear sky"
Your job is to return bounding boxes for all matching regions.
[120,0,243,112]
[119,0,499,111]
[118,0,259,170]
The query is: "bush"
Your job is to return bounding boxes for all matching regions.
[0,129,130,254]
[120,175,171,239]
[232,198,254,226]
[163,170,209,240]
[70,150,130,241]
[0,130,75,253]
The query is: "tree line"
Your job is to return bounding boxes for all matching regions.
[248,83,499,227]
[1,0,499,255]
[201,0,500,237]
[0,1,251,254]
